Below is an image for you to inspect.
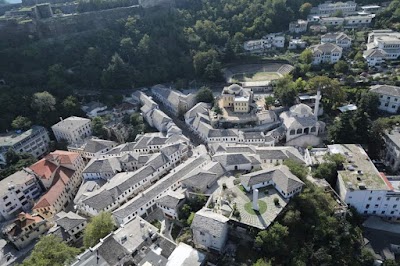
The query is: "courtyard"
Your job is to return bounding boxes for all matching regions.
[228,185,288,229]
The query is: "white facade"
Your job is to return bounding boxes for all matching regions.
[320,17,344,26]
[0,126,50,168]
[310,43,343,64]
[51,116,92,144]
[383,129,400,172]
[332,144,400,220]
[289,20,308,33]
[0,170,43,221]
[365,30,400,65]
[244,33,285,53]
[344,14,374,26]
[370,85,400,114]
[321,32,352,48]
[316,1,357,15]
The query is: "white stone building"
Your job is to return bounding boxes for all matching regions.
[364,30,400,66]
[0,126,50,169]
[51,116,92,144]
[279,103,325,147]
[315,1,357,15]
[151,85,197,116]
[0,169,43,221]
[48,211,87,243]
[289,20,308,33]
[321,32,352,48]
[370,85,400,114]
[333,144,400,221]
[244,33,285,53]
[383,128,400,172]
[191,208,229,253]
[363,49,387,67]
[310,43,343,64]
[156,192,185,220]
[319,17,344,26]
[240,165,304,198]
[344,14,375,27]
[288,39,307,50]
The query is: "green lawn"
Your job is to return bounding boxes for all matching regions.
[244,200,267,215]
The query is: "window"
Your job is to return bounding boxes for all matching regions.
[368,197,372,201]
[394,205,397,208]
[200,231,205,236]
[366,204,370,209]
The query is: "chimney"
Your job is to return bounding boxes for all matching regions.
[252,188,259,211]
[314,89,321,119]
[60,117,63,121]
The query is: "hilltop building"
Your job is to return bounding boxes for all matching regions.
[364,30,400,66]
[310,43,343,64]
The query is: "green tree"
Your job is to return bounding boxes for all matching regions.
[274,75,297,107]
[264,96,275,110]
[308,76,346,111]
[47,64,66,89]
[328,111,355,143]
[11,116,32,130]
[92,117,108,139]
[253,258,272,266]
[196,86,214,104]
[101,53,131,90]
[357,92,380,118]
[299,3,312,18]
[299,49,313,64]
[283,159,308,181]
[187,212,195,225]
[193,49,222,81]
[255,223,289,255]
[313,162,337,185]
[20,235,80,266]
[334,60,349,74]
[31,91,56,113]
[352,110,371,144]
[83,212,115,248]
[62,96,81,117]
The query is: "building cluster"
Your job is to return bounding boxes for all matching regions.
[364,30,400,66]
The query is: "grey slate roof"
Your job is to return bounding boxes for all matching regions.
[55,211,86,232]
[97,237,129,265]
[212,153,252,167]
[113,154,209,221]
[241,165,304,193]
[83,157,122,174]
[364,48,387,58]
[191,208,228,239]
[255,147,305,163]
[311,42,342,54]
[156,194,184,209]
[84,139,117,153]
[208,129,239,138]
[370,84,400,97]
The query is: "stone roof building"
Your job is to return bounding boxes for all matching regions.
[191,208,229,253]
[310,43,343,64]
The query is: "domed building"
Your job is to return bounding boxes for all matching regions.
[279,103,325,146]
[221,84,253,113]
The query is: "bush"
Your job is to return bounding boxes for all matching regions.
[274,198,279,206]
[233,179,241,185]
[222,183,227,190]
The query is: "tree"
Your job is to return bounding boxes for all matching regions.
[255,223,289,255]
[299,49,312,64]
[357,92,380,118]
[5,149,20,165]
[253,258,272,266]
[83,212,115,248]
[264,96,275,110]
[101,53,131,90]
[62,96,81,117]
[187,212,195,225]
[20,235,80,266]
[196,86,214,104]
[299,3,312,18]
[352,110,371,144]
[313,162,337,185]
[274,75,297,107]
[283,159,308,181]
[31,91,56,113]
[332,10,344,17]
[328,111,355,143]
[92,117,108,139]
[11,116,31,130]
[308,76,346,111]
[47,64,66,89]
[334,60,349,74]
[193,49,222,81]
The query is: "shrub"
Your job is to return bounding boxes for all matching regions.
[274,198,279,206]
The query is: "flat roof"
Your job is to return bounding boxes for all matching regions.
[329,144,388,190]
[0,125,46,148]
[0,170,35,196]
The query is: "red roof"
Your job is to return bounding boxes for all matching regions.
[7,213,44,237]
[29,150,79,180]
[33,166,74,209]
[29,159,58,180]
